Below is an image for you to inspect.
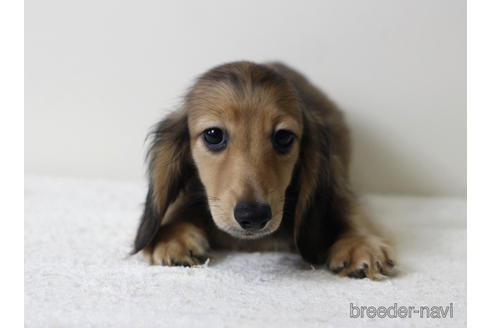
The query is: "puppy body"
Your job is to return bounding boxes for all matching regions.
[134,61,395,279]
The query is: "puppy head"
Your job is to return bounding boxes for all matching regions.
[186,62,302,238]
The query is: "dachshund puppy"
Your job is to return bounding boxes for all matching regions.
[133,61,395,279]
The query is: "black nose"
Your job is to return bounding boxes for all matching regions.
[234,202,272,231]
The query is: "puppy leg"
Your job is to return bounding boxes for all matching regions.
[143,197,210,267]
[146,221,209,266]
[327,206,396,280]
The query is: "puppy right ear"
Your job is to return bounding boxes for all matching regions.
[132,109,192,254]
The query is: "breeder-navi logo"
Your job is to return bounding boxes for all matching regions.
[350,303,454,319]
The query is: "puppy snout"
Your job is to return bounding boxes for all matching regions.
[234,202,272,231]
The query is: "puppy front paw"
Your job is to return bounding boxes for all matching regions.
[328,235,395,280]
[150,222,209,267]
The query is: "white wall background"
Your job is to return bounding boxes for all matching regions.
[25,0,466,196]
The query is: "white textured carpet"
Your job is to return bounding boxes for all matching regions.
[24,176,466,327]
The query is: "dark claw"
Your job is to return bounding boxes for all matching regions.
[188,250,194,257]
[362,262,369,269]
[332,266,344,274]
[175,261,190,267]
[193,254,207,264]
[376,261,383,273]
[348,269,366,279]
[169,258,175,265]
[387,259,394,267]
[343,261,348,268]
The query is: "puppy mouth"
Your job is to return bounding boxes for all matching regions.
[225,221,280,239]
[228,229,273,239]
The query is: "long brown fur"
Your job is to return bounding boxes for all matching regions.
[133,61,395,280]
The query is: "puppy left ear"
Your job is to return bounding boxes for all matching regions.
[133,109,193,253]
[293,118,352,264]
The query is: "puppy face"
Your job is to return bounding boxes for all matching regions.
[186,64,303,239]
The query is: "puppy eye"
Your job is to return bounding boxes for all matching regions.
[202,128,227,151]
[272,129,295,154]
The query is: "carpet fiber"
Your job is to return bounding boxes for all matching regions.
[25,176,466,327]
